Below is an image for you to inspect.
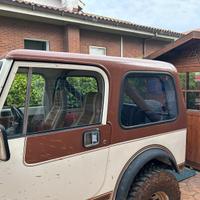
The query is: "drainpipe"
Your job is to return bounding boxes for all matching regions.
[142,38,146,58]
[142,33,157,58]
[120,36,124,57]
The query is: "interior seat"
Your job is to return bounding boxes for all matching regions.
[75,92,102,126]
[42,78,68,130]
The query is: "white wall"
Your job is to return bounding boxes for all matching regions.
[25,0,61,8]
[61,0,78,10]
[24,0,84,10]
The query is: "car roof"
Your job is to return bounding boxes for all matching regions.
[5,49,177,73]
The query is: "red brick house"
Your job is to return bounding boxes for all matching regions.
[0,0,183,57]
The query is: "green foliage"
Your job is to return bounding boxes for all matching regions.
[67,77,97,94]
[67,77,98,108]
[6,74,28,107]
[6,73,45,107]
[6,74,98,109]
[30,75,45,106]
[189,72,199,90]
[179,73,186,89]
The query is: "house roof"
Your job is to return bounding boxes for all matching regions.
[0,0,183,39]
[146,31,200,59]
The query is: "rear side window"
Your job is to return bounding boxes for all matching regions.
[120,73,178,128]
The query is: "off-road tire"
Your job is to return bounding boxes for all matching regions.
[127,166,180,200]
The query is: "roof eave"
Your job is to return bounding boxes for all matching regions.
[0,3,180,41]
[146,31,200,59]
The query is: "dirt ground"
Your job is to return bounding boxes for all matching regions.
[180,173,200,200]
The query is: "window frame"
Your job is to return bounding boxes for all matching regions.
[89,46,107,56]
[179,71,200,110]
[0,60,3,71]
[119,71,179,130]
[24,38,49,51]
[0,59,13,97]
[0,61,109,138]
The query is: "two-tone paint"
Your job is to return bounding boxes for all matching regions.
[0,50,187,200]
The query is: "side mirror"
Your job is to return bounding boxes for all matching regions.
[0,125,10,161]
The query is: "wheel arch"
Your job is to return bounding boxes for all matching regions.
[114,145,179,200]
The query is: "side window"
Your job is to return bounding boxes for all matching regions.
[0,67,104,138]
[27,69,104,134]
[120,73,178,127]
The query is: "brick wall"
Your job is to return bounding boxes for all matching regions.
[0,16,64,55]
[64,25,80,53]
[123,36,144,58]
[0,16,170,58]
[145,39,169,57]
[80,30,121,57]
[80,29,169,58]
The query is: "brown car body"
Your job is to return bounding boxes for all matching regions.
[0,49,187,200]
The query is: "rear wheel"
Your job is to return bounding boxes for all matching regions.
[127,166,180,200]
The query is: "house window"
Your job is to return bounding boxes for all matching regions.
[89,46,106,56]
[24,39,49,51]
[179,72,200,110]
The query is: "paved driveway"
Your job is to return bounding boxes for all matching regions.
[180,173,200,200]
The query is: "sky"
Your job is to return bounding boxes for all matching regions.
[83,0,200,33]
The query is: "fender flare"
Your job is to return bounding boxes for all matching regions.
[115,147,179,200]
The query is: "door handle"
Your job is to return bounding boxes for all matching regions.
[83,129,100,148]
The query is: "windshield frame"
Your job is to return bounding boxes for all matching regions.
[0,60,3,72]
[0,59,13,97]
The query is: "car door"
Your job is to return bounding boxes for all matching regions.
[0,61,110,200]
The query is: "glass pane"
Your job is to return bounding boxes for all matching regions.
[6,74,27,107]
[187,92,200,110]
[27,69,103,134]
[121,73,177,127]
[179,73,186,90]
[189,72,200,90]
[66,77,98,109]
[24,40,47,50]
[89,47,106,55]
[0,70,28,138]
[29,74,45,107]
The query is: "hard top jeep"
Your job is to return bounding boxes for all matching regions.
[0,50,186,200]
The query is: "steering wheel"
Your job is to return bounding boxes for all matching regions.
[11,106,24,122]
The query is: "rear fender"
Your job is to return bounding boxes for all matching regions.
[114,147,178,200]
